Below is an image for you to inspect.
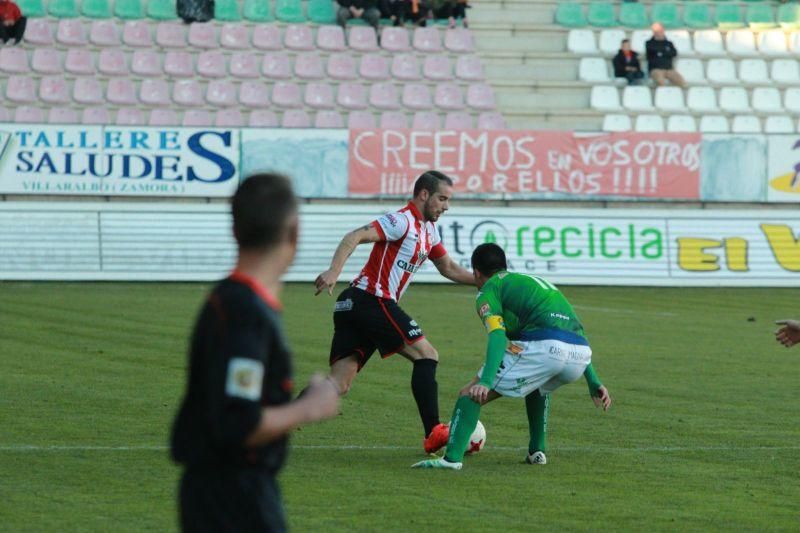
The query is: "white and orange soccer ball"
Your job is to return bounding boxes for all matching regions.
[466,420,486,454]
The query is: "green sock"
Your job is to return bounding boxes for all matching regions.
[443,395,481,463]
[525,390,549,454]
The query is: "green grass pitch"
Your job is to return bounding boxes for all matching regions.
[1,282,799,531]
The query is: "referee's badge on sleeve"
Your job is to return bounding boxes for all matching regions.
[225,358,264,401]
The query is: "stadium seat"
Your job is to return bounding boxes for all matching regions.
[65,49,95,75]
[414,111,442,130]
[466,83,496,110]
[215,109,246,127]
[739,59,768,84]
[56,19,87,46]
[715,4,744,30]
[370,82,401,110]
[622,86,654,111]
[82,107,111,125]
[309,0,336,23]
[148,0,176,20]
[380,111,409,129]
[82,0,111,18]
[317,26,347,52]
[757,30,789,56]
[253,25,282,50]
[477,112,507,130]
[271,82,303,108]
[707,58,737,83]
[414,27,443,53]
[148,109,180,126]
[555,3,587,28]
[401,83,433,110]
[392,54,422,81]
[304,82,335,109]
[347,110,377,129]
[7,76,36,103]
[676,59,705,84]
[444,28,474,52]
[244,0,274,22]
[590,86,622,110]
[444,112,473,129]
[694,30,724,55]
[746,4,776,30]
[17,0,45,18]
[699,115,729,133]
[360,54,390,80]
[752,87,783,112]
[771,59,800,84]
[630,30,649,55]
[587,2,615,27]
[262,53,292,79]
[156,22,187,48]
[239,81,270,107]
[578,57,610,82]
[188,23,217,49]
[295,53,325,80]
[231,52,261,79]
[315,110,345,128]
[567,29,598,54]
[349,26,379,52]
[173,79,204,106]
[434,83,465,110]
[140,79,171,106]
[276,0,305,22]
[249,110,279,127]
[0,48,29,74]
[455,55,483,81]
[790,32,800,54]
[651,3,680,29]
[328,53,358,80]
[666,115,698,132]
[163,51,193,78]
[215,0,242,21]
[599,29,626,55]
[687,86,718,111]
[786,88,800,112]
[97,49,126,76]
[197,51,226,78]
[382,27,412,52]
[281,109,312,128]
[14,106,44,123]
[183,110,214,127]
[115,0,144,19]
[25,19,54,46]
[634,115,665,132]
[778,3,800,30]
[90,20,120,46]
[73,77,104,104]
[666,30,694,56]
[48,108,79,124]
[122,21,151,47]
[207,80,238,107]
[731,116,761,133]
[337,83,368,109]
[764,116,795,133]
[423,55,453,81]
[684,3,713,29]
[106,78,138,105]
[719,87,751,112]
[48,0,79,18]
[285,24,314,50]
[31,49,62,74]
[726,29,758,56]
[654,86,686,111]
[620,3,648,28]
[220,24,250,49]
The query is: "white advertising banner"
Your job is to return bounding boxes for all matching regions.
[767,135,800,202]
[0,203,797,286]
[0,125,240,197]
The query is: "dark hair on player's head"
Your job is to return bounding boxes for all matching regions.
[621,39,630,45]
[232,173,297,250]
[471,243,508,278]
[413,170,453,197]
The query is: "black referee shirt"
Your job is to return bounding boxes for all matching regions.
[171,272,293,474]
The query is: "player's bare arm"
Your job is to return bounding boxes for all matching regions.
[431,254,474,285]
[775,319,800,348]
[314,224,383,295]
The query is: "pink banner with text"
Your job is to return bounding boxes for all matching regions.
[348,130,702,199]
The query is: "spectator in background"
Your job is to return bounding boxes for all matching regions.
[381,0,406,26]
[405,0,431,27]
[0,0,26,45]
[337,0,381,34]
[646,22,687,88]
[613,39,644,85]
[432,0,469,28]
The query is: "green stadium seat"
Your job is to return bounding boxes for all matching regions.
[215,0,241,21]
[17,0,46,17]
[554,3,587,28]
[746,4,776,30]
[82,0,111,18]
[147,0,177,20]
[114,0,144,19]
[47,0,79,18]
[778,3,800,30]
[683,3,713,29]
[651,3,680,29]
[715,4,744,30]
[276,0,305,22]
[619,2,648,28]
[308,0,336,24]
[244,0,274,21]
[587,2,615,27]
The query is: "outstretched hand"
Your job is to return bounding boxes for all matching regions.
[591,386,612,411]
[468,383,491,404]
[775,319,800,348]
[314,270,338,296]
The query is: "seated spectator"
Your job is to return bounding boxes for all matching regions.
[646,22,687,88]
[0,0,26,45]
[380,0,405,26]
[432,0,469,28]
[405,0,431,27]
[613,39,644,85]
[337,0,381,33]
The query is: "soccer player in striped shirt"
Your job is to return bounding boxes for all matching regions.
[314,170,474,453]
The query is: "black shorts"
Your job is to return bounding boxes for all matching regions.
[179,468,286,533]
[329,286,425,370]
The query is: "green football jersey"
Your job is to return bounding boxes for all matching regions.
[475,272,586,340]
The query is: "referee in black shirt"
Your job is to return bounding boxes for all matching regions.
[171,173,340,533]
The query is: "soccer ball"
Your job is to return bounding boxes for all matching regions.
[466,420,486,454]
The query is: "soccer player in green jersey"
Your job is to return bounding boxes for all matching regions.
[413,243,611,470]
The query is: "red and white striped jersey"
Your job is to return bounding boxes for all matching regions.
[352,202,447,302]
